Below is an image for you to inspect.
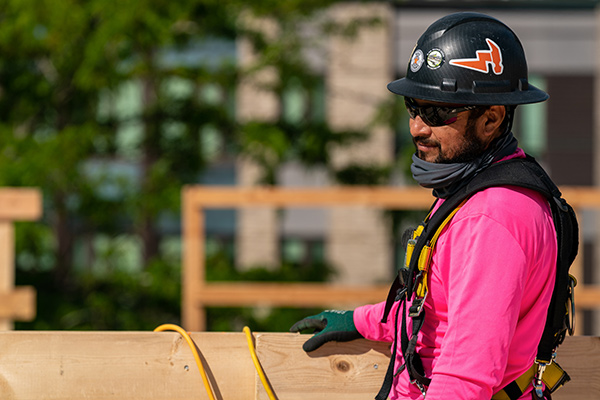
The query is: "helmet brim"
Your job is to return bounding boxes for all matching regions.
[387,77,549,106]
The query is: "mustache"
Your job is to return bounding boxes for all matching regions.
[413,136,440,147]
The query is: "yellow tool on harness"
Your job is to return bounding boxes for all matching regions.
[404,201,465,310]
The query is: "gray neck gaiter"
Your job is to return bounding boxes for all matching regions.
[410,132,519,199]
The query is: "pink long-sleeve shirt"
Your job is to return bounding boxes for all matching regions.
[354,152,557,399]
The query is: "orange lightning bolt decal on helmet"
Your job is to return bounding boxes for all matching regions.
[449,38,504,75]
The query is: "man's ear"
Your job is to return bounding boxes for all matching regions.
[483,105,507,138]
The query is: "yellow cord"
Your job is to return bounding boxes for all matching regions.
[154,323,277,400]
[243,326,277,400]
[154,324,216,400]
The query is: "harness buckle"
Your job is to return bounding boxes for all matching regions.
[533,355,554,399]
[395,287,407,302]
[532,364,546,399]
[409,292,428,317]
[410,378,427,398]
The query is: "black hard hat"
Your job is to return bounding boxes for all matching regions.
[388,12,548,105]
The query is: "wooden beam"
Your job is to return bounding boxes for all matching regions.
[0,331,253,400]
[182,185,434,209]
[0,286,36,320]
[182,185,600,210]
[0,188,41,329]
[182,188,205,331]
[257,334,599,400]
[553,335,600,400]
[195,282,390,307]
[0,332,594,399]
[0,188,42,220]
[0,222,15,330]
[562,187,600,207]
[0,189,41,330]
[573,286,600,308]
[255,332,390,400]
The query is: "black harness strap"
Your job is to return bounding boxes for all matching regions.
[375,290,404,400]
[501,381,524,400]
[401,302,429,389]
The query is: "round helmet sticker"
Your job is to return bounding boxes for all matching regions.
[410,49,424,73]
[426,49,444,69]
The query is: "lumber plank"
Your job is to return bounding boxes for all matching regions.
[182,189,205,332]
[553,336,600,400]
[256,332,391,400]
[258,335,600,400]
[256,335,600,400]
[183,185,433,209]
[195,282,390,307]
[0,188,41,329]
[0,188,42,220]
[0,332,595,399]
[182,185,600,209]
[0,222,15,330]
[0,287,36,319]
[562,187,600,207]
[574,285,600,308]
[0,331,255,400]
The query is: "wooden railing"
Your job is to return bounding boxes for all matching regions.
[0,188,41,330]
[182,185,598,332]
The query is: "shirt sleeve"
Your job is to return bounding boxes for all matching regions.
[353,300,398,343]
[423,213,529,399]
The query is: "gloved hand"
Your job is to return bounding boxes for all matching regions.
[289,310,363,352]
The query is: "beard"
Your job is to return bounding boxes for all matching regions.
[413,117,488,164]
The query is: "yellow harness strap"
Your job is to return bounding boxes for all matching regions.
[405,201,466,299]
[492,361,569,400]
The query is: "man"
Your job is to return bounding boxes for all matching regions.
[290,12,574,400]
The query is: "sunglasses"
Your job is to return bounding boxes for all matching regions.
[404,97,480,127]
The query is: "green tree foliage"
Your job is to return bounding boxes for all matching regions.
[0,0,397,331]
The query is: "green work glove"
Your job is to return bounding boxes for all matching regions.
[289,310,363,352]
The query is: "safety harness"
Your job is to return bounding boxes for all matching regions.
[375,155,579,400]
